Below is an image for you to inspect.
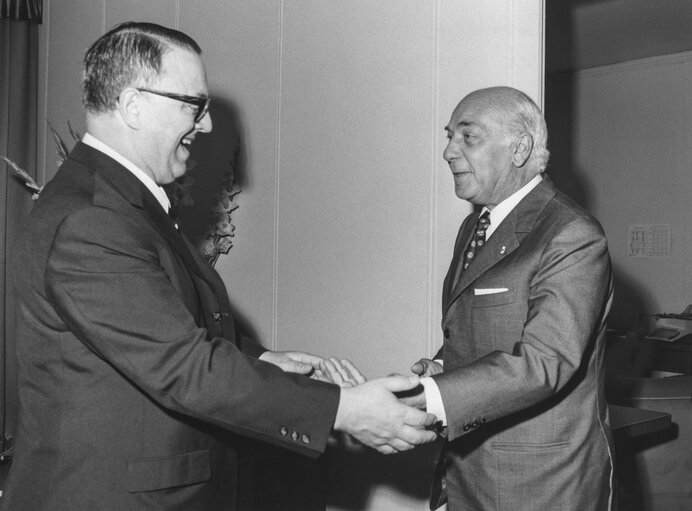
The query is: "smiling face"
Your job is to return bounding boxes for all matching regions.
[443,91,528,208]
[133,47,212,185]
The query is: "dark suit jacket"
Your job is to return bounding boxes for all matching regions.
[433,177,614,511]
[2,143,339,511]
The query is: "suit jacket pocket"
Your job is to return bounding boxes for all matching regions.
[126,449,211,493]
[471,288,515,308]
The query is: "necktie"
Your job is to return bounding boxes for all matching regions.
[429,212,491,510]
[462,211,490,272]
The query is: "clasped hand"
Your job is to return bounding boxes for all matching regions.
[318,358,440,454]
[260,350,439,454]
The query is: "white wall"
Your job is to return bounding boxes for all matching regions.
[546,52,692,332]
[38,1,544,509]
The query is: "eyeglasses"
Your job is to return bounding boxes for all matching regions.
[136,87,210,123]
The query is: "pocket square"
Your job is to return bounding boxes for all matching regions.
[474,287,509,296]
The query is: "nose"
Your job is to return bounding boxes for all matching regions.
[196,111,213,133]
[443,139,457,163]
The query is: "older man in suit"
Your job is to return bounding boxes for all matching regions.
[2,22,437,511]
[411,87,615,510]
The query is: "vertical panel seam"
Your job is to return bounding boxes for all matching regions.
[428,0,441,359]
[175,0,180,29]
[101,0,106,34]
[272,0,285,351]
[38,0,51,187]
[509,0,515,86]
[539,0,546,108]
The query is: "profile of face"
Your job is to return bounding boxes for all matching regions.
[443,91,522,208]
[133,47,212,185]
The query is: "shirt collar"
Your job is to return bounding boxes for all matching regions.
[483,174,543,239]
[82,133,171,213]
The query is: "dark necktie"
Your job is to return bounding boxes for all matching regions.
[429,212,491,510]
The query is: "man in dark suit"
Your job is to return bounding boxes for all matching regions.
[2,22,437,511]
[411,87,615,510]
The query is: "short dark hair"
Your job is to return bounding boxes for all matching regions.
[82,21,202,113]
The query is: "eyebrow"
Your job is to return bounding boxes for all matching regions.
[444,121,476,132]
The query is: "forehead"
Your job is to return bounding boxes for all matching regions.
[446,94,504,133]
[156,47,208,92]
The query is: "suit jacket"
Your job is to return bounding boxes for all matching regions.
[432,177,614,511]
[2,143,340,511]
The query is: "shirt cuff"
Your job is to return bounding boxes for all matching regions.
[420,376,447,426]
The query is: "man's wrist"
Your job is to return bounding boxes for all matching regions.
[420,376,447,426]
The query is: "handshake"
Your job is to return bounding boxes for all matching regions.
[259,351,444,455]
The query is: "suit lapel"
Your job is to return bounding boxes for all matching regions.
[443,177,558,315]
[442,212,479,304]
[69,143,215,287]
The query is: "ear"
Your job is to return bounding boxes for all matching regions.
[511,132,533,168]
[117,88,142,130]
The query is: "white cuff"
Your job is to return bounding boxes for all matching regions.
[420,376,447,426]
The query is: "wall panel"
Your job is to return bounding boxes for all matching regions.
[560,54,692,328]
[105,0,177,27]
[277,0,435,377]
[42,0,102,181]
[180,0,282,347]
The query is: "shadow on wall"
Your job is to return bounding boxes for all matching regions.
[178,95,262,343]
[545,73,652,336]
[180,95,248,249]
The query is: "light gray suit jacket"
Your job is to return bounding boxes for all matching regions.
[433,177,614,511]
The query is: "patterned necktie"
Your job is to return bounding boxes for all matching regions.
[462,211,491,272]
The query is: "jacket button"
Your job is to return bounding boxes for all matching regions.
[462,424,471,432]
[471,421,479,428]
[301,434,310,444]
[291,431,299,441]
[481,417,487,424]
[280,427,288,436]
[444,328,450,339]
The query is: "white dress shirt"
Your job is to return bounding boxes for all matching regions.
[421,174,543,424]
[82,133,172,214]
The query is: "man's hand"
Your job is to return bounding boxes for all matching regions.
[333,375,438,454]
[259,351,323,375]
[411,358,443,377]
[313,358,366,387]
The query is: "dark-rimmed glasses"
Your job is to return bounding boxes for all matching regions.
[136,88,210,123]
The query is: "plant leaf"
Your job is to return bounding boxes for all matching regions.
[48,122,70,165]
[0,156,42,194]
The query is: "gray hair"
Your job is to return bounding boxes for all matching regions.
[479,86,550,172]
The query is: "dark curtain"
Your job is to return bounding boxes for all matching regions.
[0,9,40,457]
[0,0,41,22]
